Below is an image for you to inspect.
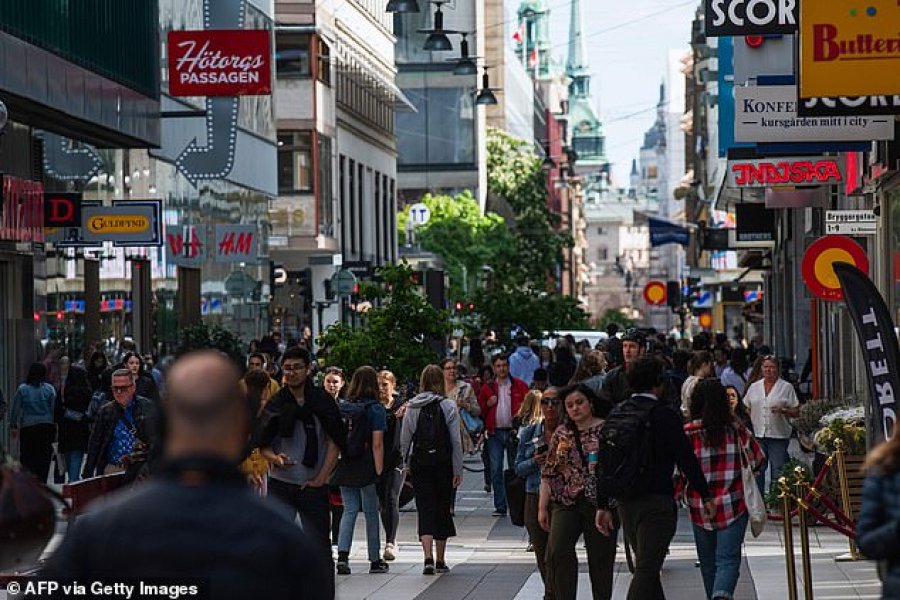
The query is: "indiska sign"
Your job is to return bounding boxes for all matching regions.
[0,175,44,243]
[705,0,797,36]
[726,157,845,188]
[168,30,271,97]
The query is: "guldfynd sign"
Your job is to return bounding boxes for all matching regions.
[168,30,272,97]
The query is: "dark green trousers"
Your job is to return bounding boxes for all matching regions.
[619,494,678,600]
[525,493,553,599]
[545,497,617,600]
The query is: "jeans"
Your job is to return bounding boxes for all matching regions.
[692,512,749,600]
[377,467,404,544]
[619,494,678,600]
[546,498,617,600]
[65,451,84,483]
[488,430,517,512]
[756,437,789,494]
[338,484,382,562]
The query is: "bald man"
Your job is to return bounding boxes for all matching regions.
[42,351,330,600]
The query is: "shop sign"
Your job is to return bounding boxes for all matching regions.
[111,200,162,247]
[735,203,776,247]
[214,224,257,263]
[0,175,44,243]
[706,0,797,36]
[165,226,206,267]
[801,235,869,301]
[43,193,82,228]
[727,157,845,188]
[82,206,155,243]
[799,0,900,98]
[825,210,877,236]
[643,281,667,306]
[735,85,895,143]
[798,95,900,117]
[168,30,271,97]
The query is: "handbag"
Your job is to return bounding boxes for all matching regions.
[739,438,766,537]
[504,468,526,527]
[460,408,483,435]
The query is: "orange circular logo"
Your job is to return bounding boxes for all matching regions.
[643,281,667,306]
[698,312,713,330]
[801,236,869,301]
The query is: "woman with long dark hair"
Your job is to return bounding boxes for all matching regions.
[858,428,900,597]
[10,362,57,481]
[58,365,93,481]
[539,384,617,600]
[681,379,764,600]
[121,351,159,403]
[86,350,108,393]
[548,343,577,387]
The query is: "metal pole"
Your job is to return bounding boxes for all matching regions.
[794,467,814,600]
[834,439,860,560]
[779,476,799,600]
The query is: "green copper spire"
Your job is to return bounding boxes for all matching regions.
[566,0,606,166]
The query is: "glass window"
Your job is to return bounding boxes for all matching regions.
[317,39,331,86]
[318,135,334,238]
[397,81,476,168]
[276,33,311,78]
[598,247,608,261]
[278,132,313,193]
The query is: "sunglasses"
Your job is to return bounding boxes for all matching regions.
[541,398,559,406]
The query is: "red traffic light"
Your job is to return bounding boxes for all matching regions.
[455,301,463,311]
[468,303,475,311]
[56,310,64,320]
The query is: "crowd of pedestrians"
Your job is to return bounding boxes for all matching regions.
[3,327,845,600]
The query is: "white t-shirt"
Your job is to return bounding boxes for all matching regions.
[742,378,799,439]
[495,378,513,429]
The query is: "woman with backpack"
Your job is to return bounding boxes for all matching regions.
[679,379,765,600]
[400,364,464,575]
[332,366,390,575]
[377,369,405,562]
[539,384,617,600]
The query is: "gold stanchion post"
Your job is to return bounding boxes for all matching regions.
[834,439,860,561]
[780,476,799,600]
[794,467,814,600]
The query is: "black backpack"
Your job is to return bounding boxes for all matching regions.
[596,394,660,500]
[339,400,374,460]
[412,398,451,467]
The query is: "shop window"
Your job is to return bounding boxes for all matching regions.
[275,33,311,78]
[278,132,313,193]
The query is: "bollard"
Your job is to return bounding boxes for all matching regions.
[779,476,799,600]
[833,439,860,560]
[794,467,814,600]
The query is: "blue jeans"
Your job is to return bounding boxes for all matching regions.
[756,437,789,494]
[487,430,517,512]
[692,512,749,600]
[338,484,381,562]
[65,451,84,483]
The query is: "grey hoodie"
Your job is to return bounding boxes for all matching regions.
[400,392,464,478]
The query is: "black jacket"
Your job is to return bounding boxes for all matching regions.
[41,456,331,600]
[600,365,680,411]
[83,395,157,478]
[258,382,347,452]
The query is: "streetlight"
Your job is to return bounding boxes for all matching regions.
[475,67,499,105]
[419,1,457,52]
[386,0,419,12]
[449,32,479,76]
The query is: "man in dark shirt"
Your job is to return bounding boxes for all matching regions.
[595,357,713,600]
[42,351,330,599]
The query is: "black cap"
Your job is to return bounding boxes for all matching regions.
[622,328,646,345]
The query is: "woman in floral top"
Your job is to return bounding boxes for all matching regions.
[678,379,765,600]
[539,383,616,600]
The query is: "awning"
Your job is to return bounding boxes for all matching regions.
[333,35,417,112]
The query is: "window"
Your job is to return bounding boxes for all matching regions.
[596,227,604,235]
[340,155,347,254]
[277,132,313,193]
[374,172,381,265]
[318,135,334,237]
[396,83,476,167]
[275,33,311,78]
[349,159,356,254]
[358,163,365,256]
[317,39,331,86]
[598,247,609,261]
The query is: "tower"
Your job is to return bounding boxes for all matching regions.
[516,0,551,78]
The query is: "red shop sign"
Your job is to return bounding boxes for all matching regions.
[168,29,272,97]
[1,175,44,243]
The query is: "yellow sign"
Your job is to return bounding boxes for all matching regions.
[87,215,151,234]
[800,0,900,97]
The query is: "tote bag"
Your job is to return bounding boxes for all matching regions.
[740,440,766,537]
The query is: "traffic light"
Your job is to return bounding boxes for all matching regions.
[666,280,682,308]
[296,268,312,307]
[685,277,703,307]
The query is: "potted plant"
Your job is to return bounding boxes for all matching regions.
[793,398,838,453]
[764,459,813,512]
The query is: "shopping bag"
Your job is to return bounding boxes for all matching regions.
[740,442,766,537]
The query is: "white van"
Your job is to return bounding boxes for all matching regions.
[541,330,609,349]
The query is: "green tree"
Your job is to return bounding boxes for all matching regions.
[176,322,246,368]
[398,191,510,300]
[318,262,452,382]
[595,308,634,331]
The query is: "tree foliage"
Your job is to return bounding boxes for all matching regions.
[176,322,246,368]
[595,308,634,331]
[318,263,452,383]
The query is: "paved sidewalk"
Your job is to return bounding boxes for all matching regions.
[334,456,883,600]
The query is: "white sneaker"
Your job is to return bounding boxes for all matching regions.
[384,543,396,561]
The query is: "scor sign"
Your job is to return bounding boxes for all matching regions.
[168,30,272,97]
[706,0,798,36]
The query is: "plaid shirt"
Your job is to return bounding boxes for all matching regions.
[675,419,766,531]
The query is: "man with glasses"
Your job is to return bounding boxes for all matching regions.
[259,347,346,594]
[83,368,157,478]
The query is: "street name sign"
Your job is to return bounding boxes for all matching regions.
[825,210,877,236]
[735,86,895,143]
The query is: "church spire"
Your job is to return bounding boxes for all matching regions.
[567,0,587,76]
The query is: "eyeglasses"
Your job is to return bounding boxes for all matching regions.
[282,364,307,373]
[541,399,559,406]
[112,385,134,394]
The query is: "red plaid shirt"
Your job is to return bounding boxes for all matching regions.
[675,419,766,531]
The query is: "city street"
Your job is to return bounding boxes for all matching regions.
[328,456,882,600]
